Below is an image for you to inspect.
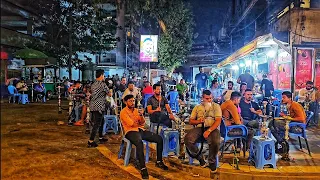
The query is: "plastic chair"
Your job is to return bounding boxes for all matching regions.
[294,96,299,102]
[188,142,219,167]
[103,115,119,134]
[249,136,277,169]
[143,94,153,108]
[118,122,149,166]
[150,122,167,134]
[161,129,180,157]
[7,85,19,103]
[288,111,314,156]
[18,92,29,105]
[166,91,179,113]
[220,119,248,159]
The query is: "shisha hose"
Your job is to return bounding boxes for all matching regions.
[185,122,205,158]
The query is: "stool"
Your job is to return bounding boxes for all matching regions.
[188,142,219,167]
[118,138,149,166]
[161,129,180,157]
[249,136,277,169]
[103,115,119,134]
[150,122,167,134]
[18,94,29,105]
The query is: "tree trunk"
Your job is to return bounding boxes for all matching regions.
[116,0,126,67]
[68,17,73,80]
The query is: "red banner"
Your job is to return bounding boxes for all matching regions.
[315,62,320,89]
[295,48,313,90]
[269,59,278,89]
[278,63,291,89]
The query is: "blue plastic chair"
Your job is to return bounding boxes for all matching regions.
[150,122,168,134]
[103,115,119,134]
[188,142,219,168]
[249,136,277,169]
[161,129,180,157]
[7,85,19,103]
[143,93,153,109]
[220,119,248,159]
[18,92,29,105]
[288,111,314,156]
[118,122,149,166]
[166,91,179,113]
[294,96,299,102]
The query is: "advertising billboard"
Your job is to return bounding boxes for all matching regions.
[140,35,158,62]
[295,48,313,90]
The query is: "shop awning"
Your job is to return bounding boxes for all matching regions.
[217,34,273,68]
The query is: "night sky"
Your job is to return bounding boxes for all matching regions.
[186,0,232,44]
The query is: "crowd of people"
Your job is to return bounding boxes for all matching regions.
[62,67,320,180]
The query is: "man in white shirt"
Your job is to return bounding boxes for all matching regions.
[122,81,139,100]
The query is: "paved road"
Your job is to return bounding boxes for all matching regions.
[1,103,138,180]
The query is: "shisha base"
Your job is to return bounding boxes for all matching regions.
[281,153,290,161]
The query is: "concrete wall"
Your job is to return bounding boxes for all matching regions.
[290,9,320,44]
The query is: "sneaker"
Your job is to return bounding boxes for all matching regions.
[99,137,108,144]
[87,141,98,148]
[199,158,207,167]
[74,121,84,126]
[155,161,168,170]
[208,163,217,172]
[141,168,149,179]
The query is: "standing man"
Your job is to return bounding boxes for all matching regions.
[88,69,109,148]
[184,90,222,172]
[195,66,208,97]
[260,74,274,97]
[147,84,175,129]
[237,69,255,90]
[158,75,168,97]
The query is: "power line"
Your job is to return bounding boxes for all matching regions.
[290,31,320,40]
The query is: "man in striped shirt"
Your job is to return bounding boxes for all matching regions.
[88,69,109,148]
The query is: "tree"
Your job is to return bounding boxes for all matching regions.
[27,0,117,79]
[127,0,194,74]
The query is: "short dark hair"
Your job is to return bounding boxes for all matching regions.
[306,81,313,85]
[241,82,247,86]
[262,74,268,78]
[202,89,212,96]
[96,69,104,78]
[245,69,250,73]
[143,76,147,79]
[228,81,234,86]
[121,77,126,80]
[75,81,81,84]
[282,91,292,99]
[231,91,242,100]
[199,66,203,70]
[153,83,161,90]
[123,94,134,102]
[38,80,43,83]
[128,81,134,85]
[212,79,218,85]
[245,88,252,92]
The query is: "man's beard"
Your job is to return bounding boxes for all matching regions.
[246,98,252,101]
[306,87,312,90]
[155,92,160,95]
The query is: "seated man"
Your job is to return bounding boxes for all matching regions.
[34,80,46,101]
[69,81,86,125]
[239,89,262,130]
[184,90,221,172]
[16,79,28,93]
[210,80,222,103]
[222,81,234,102]
[176,79,189,101]
[298,81,318,123]
[147,84,175,129]
[221,91,254,150]
[120,95,168,179]
[122,81,139,106]
[269,91,306,156]
[141,81,153,95]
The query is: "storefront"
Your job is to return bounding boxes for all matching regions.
[217,33,292,91]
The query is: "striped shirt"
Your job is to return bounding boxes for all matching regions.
[89,80,109,112]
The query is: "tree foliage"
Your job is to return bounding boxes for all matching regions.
[128,0,194,73]
[26,0,117,67]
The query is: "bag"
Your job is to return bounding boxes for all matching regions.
[275,140,289,154]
